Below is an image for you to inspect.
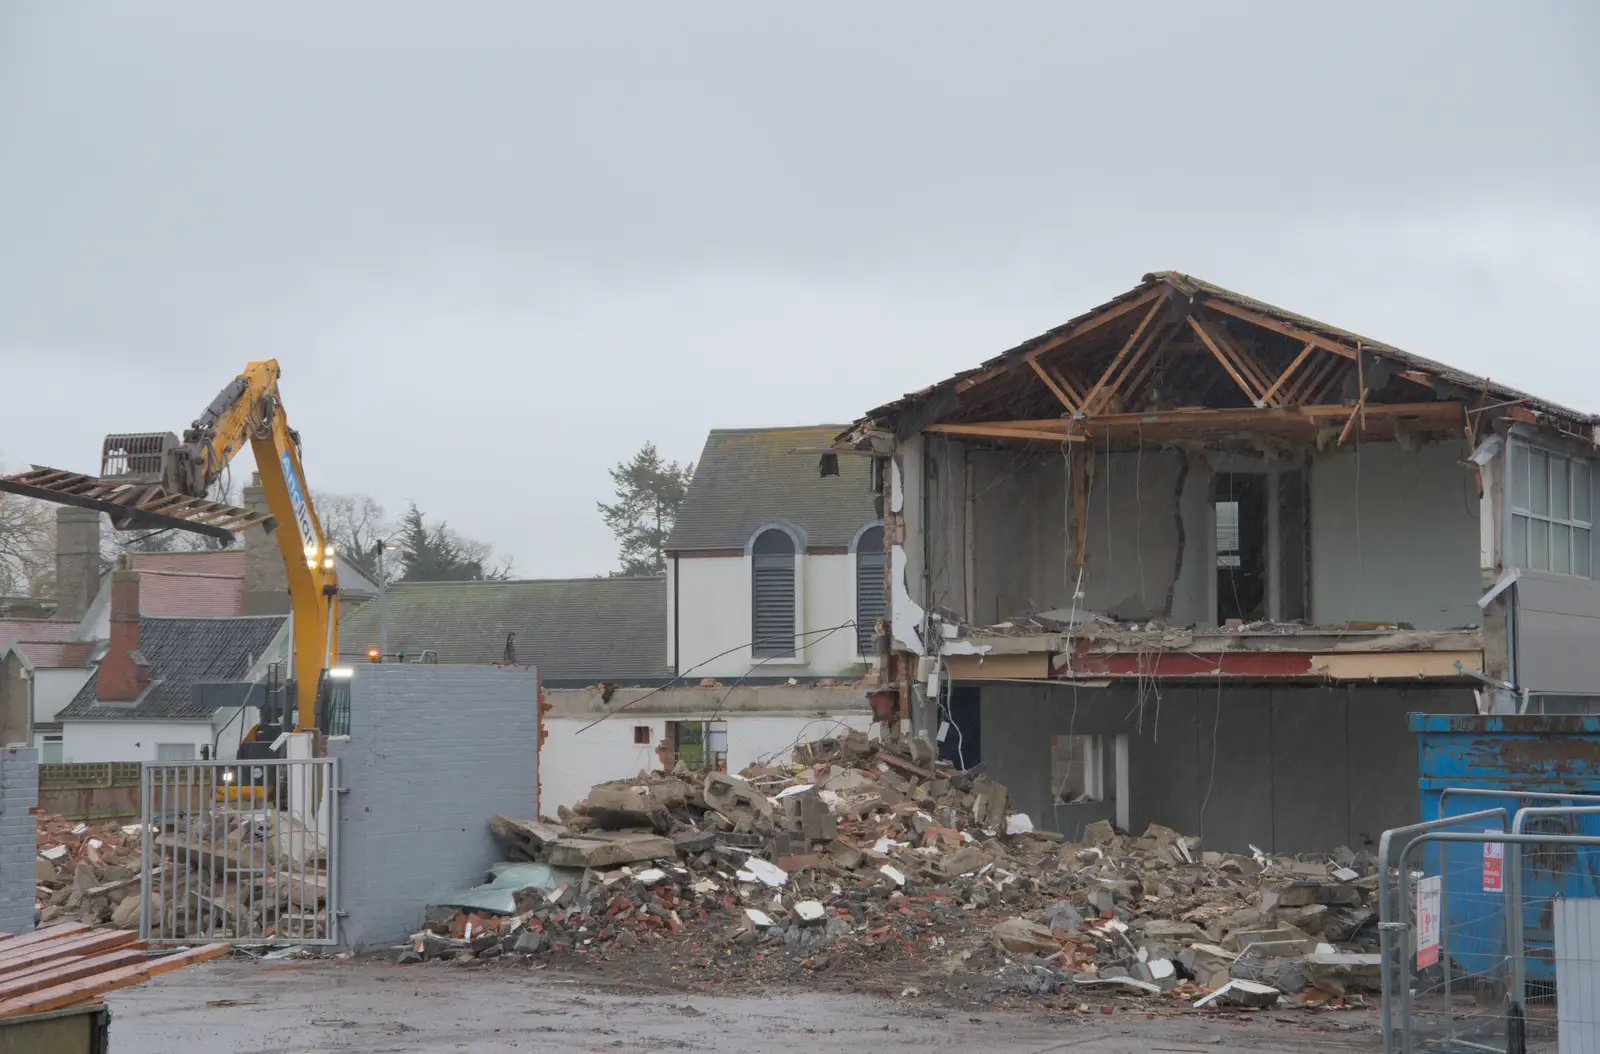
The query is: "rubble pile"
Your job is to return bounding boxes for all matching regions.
[35,813,146,929]
[36,808,330,939]
[406,732,1382,1009]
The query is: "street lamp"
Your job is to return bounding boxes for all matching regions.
[374,539,400,660]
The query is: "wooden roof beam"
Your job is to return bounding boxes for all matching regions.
[1187,316,1266,405]
[924,422,1084,443]
[1258,342,1317,406]
[1078,294,1168,416]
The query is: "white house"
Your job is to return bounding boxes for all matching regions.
[56,564,290,762]
[665,425,885,681]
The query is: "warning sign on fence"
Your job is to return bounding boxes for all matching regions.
[1417,875,1442,968]
[1484,836,1504,893]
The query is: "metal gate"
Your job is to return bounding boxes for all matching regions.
[138,757,339,945]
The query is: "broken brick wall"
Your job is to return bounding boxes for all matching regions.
[329,664,541,952]
[978,682,1474,856]
[0,746,38,934]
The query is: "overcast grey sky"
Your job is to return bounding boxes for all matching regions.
[2,3,1595,577]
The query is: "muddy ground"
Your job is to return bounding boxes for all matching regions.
[104,958,1384,1053]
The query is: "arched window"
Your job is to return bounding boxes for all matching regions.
[751,528,796,657]
[855,525,885,655]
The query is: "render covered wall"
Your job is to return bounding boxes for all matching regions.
[330,664,541,952]
[0,747,38,934]
[671,551,868,679]
[978,682,1474,854]
[540,684,873,811]
[1309,440,1480,628]
[61,720,216,762]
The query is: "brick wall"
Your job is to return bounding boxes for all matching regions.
[0,747,39,935]
[329,664,540,952]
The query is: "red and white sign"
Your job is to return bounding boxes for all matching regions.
[1417,876,1442,968]
[1484,839,1505,893]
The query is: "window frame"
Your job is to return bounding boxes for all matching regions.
[747,522,805,662]
[850,520,886,658]
[155,742,195,761]
[1507,439,1593,579]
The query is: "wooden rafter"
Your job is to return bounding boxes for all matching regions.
[1282,353,1337,405]
[1028,358,1081,412]
[924,422,1085,442]
[922,401,1463,443]
[1200,297,1358,361]
[1200,318,1279,401]
[1258,341,1317,405]
[1187,316,1264,404]
[1119,325,1180,409]
[955,286,1164,395]
[1077,294,1168,416]
[1338,389,1371,445]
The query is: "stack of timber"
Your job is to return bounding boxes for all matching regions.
[0,922,227,1020]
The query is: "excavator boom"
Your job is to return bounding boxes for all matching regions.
[0,359,338,730]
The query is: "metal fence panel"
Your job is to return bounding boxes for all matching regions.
[1554,898,1600,1054]
[138,757,337,946]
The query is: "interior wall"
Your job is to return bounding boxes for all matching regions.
[934,442,1211,626]
[978,681,1474,853]
[1310,440,1481,628]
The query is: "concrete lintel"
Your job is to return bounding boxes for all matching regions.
[545,684,871,719]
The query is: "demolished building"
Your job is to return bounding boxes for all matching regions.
[833,271,1598,853]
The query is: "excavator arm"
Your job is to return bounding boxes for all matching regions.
[0,359,339,731]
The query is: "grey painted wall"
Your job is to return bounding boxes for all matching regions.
[0,747,38,934]
[933,441,1212,626]
[330,664,541,952]
[1309,440,1481,629]
[1515,571,1600,695]
[977,683,1472,853]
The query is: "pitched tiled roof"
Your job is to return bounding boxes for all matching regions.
[665,426,879,552]
[850,271,1594,432]
[338,577,669,683]
[11,640,93,669]
[129,552,246,616]
[59,616,286,721]
[0,619,77,655]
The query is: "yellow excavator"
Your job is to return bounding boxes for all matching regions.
[0,360,344,754]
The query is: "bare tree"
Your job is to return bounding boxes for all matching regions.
[315,491,394,583]
[0,480,54,598]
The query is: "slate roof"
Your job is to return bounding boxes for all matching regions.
[665,426,879,552]
[338,577,670,683]
[128,552,246,616]
[58,616,287,721]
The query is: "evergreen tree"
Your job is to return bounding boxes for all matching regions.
[597,442,694,576]
[396,503,510,581]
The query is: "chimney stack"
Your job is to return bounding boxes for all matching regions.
[98,556,151,703]
[53,507,101,625]
[242,472,291,615]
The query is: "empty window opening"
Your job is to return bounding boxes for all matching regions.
[855,524,885,656]
[667,719,728,772]
[1510,444,1592,578]
[752,528,797,657]
[1215,473,1268,624]
[41,735,63,765]
[1051,734,1105,804]
[633,725,652,745]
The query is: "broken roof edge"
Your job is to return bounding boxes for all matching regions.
[835,270,1596,449]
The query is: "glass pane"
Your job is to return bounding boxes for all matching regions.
[1553,523,1572,575]
[1512,444,1530,511]
[1531,450,1550,515]
[1530,518,1550,571]
[1512,515,1529,568]
[1575,462,1591,523]
[1577,528,1592,578]
[1553,457,1571,522]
